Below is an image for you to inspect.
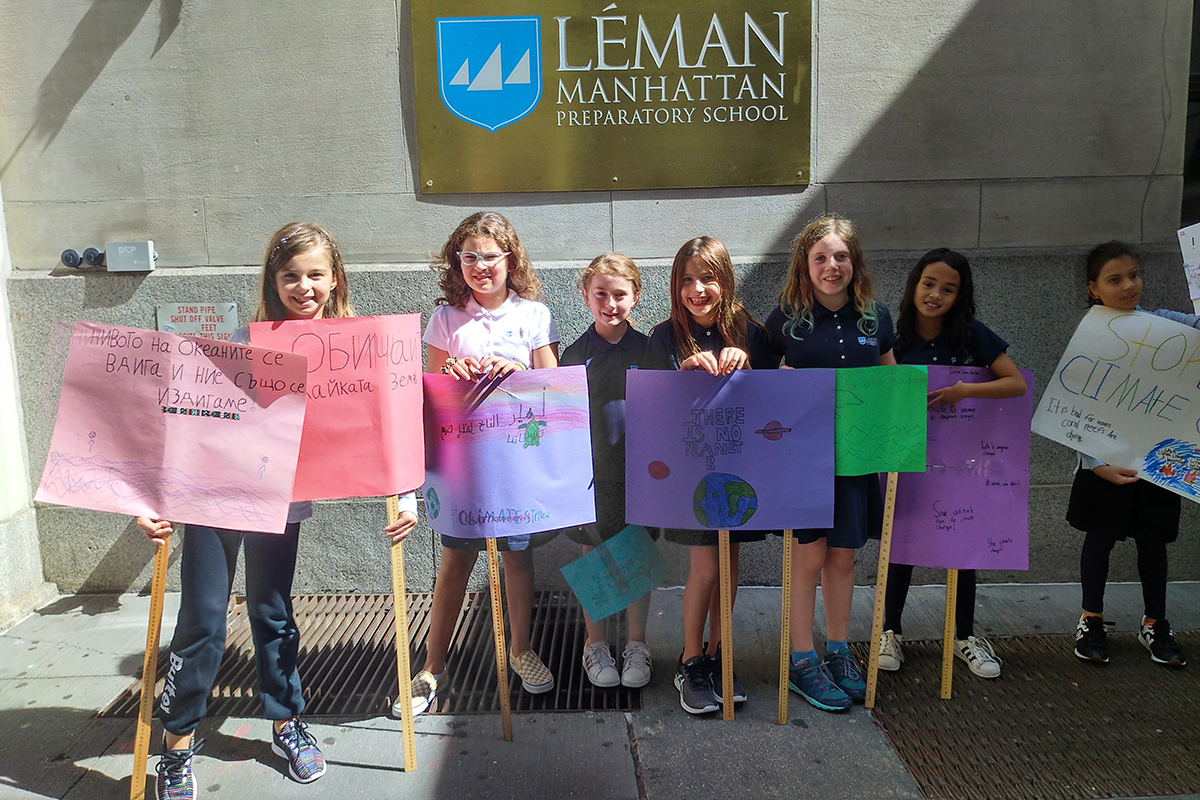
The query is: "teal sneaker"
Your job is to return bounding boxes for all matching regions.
[824,649,866,703]
[788,657,851,712]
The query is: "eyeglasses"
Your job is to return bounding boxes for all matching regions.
[457,251,510,267]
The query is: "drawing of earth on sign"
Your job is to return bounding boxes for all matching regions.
[692,472,758,527]
[426,487,441,520]
[1144,438,1200,498]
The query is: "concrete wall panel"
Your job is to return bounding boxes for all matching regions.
[816,1,1190,185]
[611,186,827,258]
[824,181,981,251]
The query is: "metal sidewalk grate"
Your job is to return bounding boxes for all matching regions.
[856,632,1200,800]
[100,591,641,718]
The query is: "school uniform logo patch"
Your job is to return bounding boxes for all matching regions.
[436,16,542,132]
[857,336,879,347]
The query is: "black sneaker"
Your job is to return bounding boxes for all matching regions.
[155,738,203,800]
[1074,615,1110,664]
[705,652,747,704]
[673,654,719,715]
[1139,618,1186,667]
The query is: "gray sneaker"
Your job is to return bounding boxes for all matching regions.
[673,654,719,714]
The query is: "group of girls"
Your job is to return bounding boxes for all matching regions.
[136,211,1191,799]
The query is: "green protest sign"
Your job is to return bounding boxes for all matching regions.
[835,366,927,475]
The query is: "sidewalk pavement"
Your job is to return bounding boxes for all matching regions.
[0,582,1198,800]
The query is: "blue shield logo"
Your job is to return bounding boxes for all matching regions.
[437,16,542,132]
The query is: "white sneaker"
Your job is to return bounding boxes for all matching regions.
[396,669,444,718]
[582,642,620,688]
[620,641,652,688]
[878,630,904,672]
[954,635,1001,678]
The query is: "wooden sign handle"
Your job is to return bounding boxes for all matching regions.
[940,568,958,700]
[718,529,734,721]
[485,538,513,741]
[130,533,171,800]
[865,472,899,710]
[386,495,418,771]
[778,530,793,725]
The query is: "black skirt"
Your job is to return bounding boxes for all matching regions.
[1066,468,1180,544]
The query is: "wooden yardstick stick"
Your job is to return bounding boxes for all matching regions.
[865,472,898,710]
[484,538,513,741]
[778,529,793,725]
[387,494,418,770]
[130,533,171,800]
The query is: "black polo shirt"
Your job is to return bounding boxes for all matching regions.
[643,318,775,371]
[561,324,649,483]
[895,319,1007,367]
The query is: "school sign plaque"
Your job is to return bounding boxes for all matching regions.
[410,1,811,193]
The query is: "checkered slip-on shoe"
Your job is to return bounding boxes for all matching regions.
[397,669,445,718]
[509,648,555,694]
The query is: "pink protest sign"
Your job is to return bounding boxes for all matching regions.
[36,322,307,532]
[890,366,1034,571]
[251,315,424,501]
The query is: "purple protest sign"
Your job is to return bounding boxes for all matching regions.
[626,369,835,530]
[891,468,1029,570]
[422,366,595,538]
[890,366,1034,570]
[925,367,1034,469]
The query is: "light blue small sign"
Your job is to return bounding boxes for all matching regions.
[436,16,542,132]
[561,525,667,621]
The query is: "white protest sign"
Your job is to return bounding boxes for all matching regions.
[1032,306,1200,503]
[1176,222,1200,302]
[157,303,238,341]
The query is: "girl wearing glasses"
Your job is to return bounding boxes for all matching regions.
[398,211,561,717]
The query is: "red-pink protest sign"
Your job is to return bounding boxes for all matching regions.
[36,322,307,532]
[251,315,425,501]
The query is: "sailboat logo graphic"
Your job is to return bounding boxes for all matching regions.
[437,16,542,132]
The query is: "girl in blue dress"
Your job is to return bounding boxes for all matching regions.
[764,215,894,712]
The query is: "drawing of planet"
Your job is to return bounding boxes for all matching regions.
[648,461,670,480]
[693,472,758,528]
[425,487,441,519]
[754,420,793,441]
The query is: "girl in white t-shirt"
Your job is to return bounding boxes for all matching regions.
[400,211,560,717]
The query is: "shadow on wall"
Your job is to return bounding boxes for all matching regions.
[1,0,182,176]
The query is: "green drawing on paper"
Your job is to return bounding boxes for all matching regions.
[518,409,547,448]
[835,366,927,475]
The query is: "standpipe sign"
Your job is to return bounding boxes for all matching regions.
[410,1,811,193]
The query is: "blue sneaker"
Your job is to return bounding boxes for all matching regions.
[272,718,326,784]
[155,737,203,800]
[824,649,866,703]
[788,657,852,712]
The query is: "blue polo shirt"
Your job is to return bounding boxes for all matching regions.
[764,300,895,368]
[643,318,775,371]
[560,323,649,483]
[894,319,1007,367]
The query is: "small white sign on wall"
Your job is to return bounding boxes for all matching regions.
[1176,222,1200,301]
[156,303,238,341]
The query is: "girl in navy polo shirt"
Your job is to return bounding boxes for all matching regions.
[877,248,1026,679]
[764,214,894,712]
[644,236,773,715]
[561,253,653,690]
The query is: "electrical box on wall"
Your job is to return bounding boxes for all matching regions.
[106,240,155,272]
